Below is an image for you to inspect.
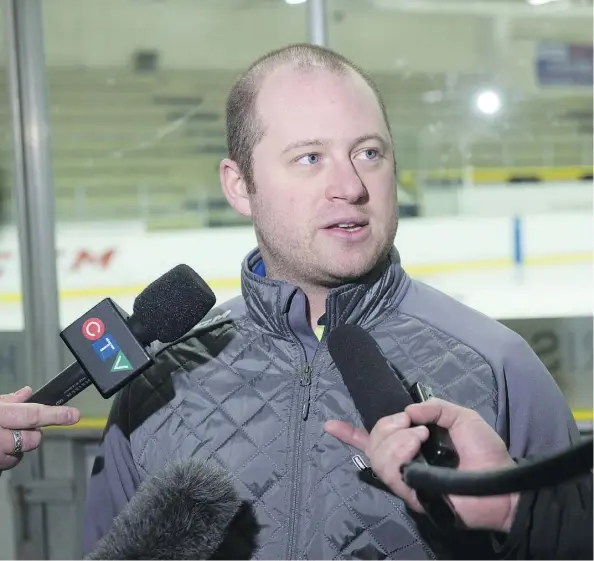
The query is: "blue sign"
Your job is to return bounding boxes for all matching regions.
[536,42,593,87]
[92,334,120,361]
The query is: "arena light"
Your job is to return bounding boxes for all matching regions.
[475,90,502,115]
[285,0,307,4]
[526,0,563,5]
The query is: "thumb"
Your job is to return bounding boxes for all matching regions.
[405,397,462,430]
[0,386,32,403]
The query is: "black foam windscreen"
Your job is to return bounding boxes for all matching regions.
[133,264,216,343]
[327,323,413,432]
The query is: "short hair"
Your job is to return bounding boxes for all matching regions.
[225,43,392,193]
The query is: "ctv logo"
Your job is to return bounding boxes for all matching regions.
[82,317,133,373]
[82,318,105,341]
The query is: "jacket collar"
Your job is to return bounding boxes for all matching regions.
[240,247,410,335]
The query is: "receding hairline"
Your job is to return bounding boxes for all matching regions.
[257,60,370,97]
[250,55,352,86]
[225,44,393,191]
[241,42,356,82]
[251,60,391,138]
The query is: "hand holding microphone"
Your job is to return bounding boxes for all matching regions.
[0,386,80,471]
[325,397,519,533]
[327,323,465,529]
[3,264,214,471]
[325,322,593,556]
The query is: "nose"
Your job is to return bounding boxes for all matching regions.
[324,160,368,204]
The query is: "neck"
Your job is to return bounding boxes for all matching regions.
[243,247,406,336]
[301,285,329,331]
[261,266,329,330]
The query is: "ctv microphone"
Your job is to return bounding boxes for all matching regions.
[327,323,462,528]
[84,458,243,560]
[28,264,216,406]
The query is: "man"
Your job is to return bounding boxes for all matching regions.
[82,44,580,559]
[326,398,593,559]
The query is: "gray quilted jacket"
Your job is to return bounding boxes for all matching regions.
[82,247,579,559]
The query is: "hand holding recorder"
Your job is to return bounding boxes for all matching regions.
[325,397,519,533]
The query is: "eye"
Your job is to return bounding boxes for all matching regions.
[296,153,321,165]
[356,148,380,161]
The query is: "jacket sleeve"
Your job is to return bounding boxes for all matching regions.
[81,385,141,557]
[498,336,581,458]
[495,471,593,559]
[488,336,585,559]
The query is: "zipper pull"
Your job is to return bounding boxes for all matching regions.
[301,364,312,420]
[300,364,312,386]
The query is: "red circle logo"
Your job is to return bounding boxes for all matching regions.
[82,318,105,341]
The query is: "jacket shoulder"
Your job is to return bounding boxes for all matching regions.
[399,278,524,354]
[111,295,247,434]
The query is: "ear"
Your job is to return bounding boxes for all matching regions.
[219,158,252,217]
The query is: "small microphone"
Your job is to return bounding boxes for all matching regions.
[84,458,243,560]
[28,264,216,406]
[327,323,462,528]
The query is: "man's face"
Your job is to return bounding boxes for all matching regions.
[239,66,397,287]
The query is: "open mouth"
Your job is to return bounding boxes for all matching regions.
[323,220,370,240]
[329,222,366,232]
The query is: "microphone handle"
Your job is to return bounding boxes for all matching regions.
[409,383,465,528]
[414,426,463,529]
[27,361,92,406]
[402,437,593,496]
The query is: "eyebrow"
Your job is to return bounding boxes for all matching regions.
[281,134,389,154]
[282,139,325,154]
[352,134,390,150]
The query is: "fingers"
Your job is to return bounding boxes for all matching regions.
[368,423,430,513]
[324,420,369,452]
[0,402,80,429]
[366,412,411,453]
[405,397,477,431]
[369,423,429,479]
[326,412,431,514]
[0,386,33,404]
[0,392,80,472]
[0,427,42,470]
[0,453,20,471]
[0,427,42,455]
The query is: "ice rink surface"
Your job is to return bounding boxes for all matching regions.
[414,262,593,321]
[0,261,592,330]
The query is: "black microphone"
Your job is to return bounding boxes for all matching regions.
[84,458,243,560]
[401,437,593,496]
[327,323,462,528]
[28,264,216,406]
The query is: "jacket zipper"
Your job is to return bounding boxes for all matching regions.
[300,364,312,420]
[283,309,437,559]
[286,361,310,560]
[285,327,314,560]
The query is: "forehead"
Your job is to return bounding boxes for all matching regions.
[255,65,388,145]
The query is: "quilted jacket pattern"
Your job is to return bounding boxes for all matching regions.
[127,249,503,559]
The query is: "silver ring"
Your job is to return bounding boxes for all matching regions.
[11,430,23,456]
